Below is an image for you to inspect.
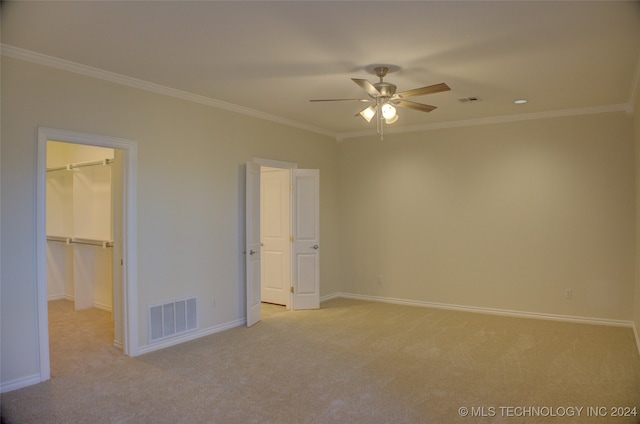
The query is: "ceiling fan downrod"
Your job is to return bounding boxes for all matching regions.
[374,66,388,82]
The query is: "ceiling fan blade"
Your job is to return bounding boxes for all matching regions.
[309,98,371,102]
[396,82,450,99]
[352,78,381,98]
[393,99,437,113]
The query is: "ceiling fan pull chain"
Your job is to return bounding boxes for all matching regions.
[377,103,384,140]
[376,103,380,136]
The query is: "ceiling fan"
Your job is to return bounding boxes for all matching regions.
[310,66,450,139]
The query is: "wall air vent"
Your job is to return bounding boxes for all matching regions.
[458,96,481,103]
[149,297,197,343]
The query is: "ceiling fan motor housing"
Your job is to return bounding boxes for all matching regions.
[373,82,396,98]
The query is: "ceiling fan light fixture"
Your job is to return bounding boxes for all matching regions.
[385,114,398,124]
[359,106,376,123]
[381,103,397,120]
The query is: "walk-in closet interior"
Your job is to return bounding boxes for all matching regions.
[46,141,118,341]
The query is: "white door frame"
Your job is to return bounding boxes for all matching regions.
[36,127,139,382]
[252,158,297,171]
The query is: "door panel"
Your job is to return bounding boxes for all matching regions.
[296,254,319,294]
[246,162,261,327]
[292,169,320,310]
[260,168,290,306]
[264,251,285,291]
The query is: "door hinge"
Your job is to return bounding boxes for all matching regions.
[290,235,294,243]
[290,286,295,294]
[290,184,294,192]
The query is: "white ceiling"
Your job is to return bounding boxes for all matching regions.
[2,1,640,139]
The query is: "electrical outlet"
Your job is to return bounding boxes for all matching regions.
[212,297,217,308]
[565,289,573,300]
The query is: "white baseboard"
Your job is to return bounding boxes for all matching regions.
[137,318,246,355]
[320,292,341,303]
[0,373,42,393]
[48,294,73,302]
[94,302,112,313]
[326,292,634,328]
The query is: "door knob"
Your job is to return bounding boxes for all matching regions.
[312,245,319,250]
[249,249,257,255]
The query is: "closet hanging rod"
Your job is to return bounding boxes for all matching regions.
[46,236,113,248]
[46,158,114,172]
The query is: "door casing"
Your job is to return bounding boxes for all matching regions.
[36,127,139,383]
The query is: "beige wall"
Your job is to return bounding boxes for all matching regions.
[339,113,635,321]
[0,57,340,384]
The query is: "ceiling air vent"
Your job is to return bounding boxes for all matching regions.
[458,96,481,103]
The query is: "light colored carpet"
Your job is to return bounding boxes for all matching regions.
[2,298,640,423]
[260,302,287,319]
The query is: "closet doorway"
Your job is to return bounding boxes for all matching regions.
[36,128,138,384]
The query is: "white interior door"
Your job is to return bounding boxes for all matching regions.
[260,168,290,306]
[292,169,320,310]
[246,161,262,327]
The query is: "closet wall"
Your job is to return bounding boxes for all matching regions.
[46,141,115,311]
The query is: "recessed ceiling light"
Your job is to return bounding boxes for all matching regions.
[514,99,528,105]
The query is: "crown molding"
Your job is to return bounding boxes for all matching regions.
[2,44,634,143]
[336,103,630,142]
[0,44,335,139]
